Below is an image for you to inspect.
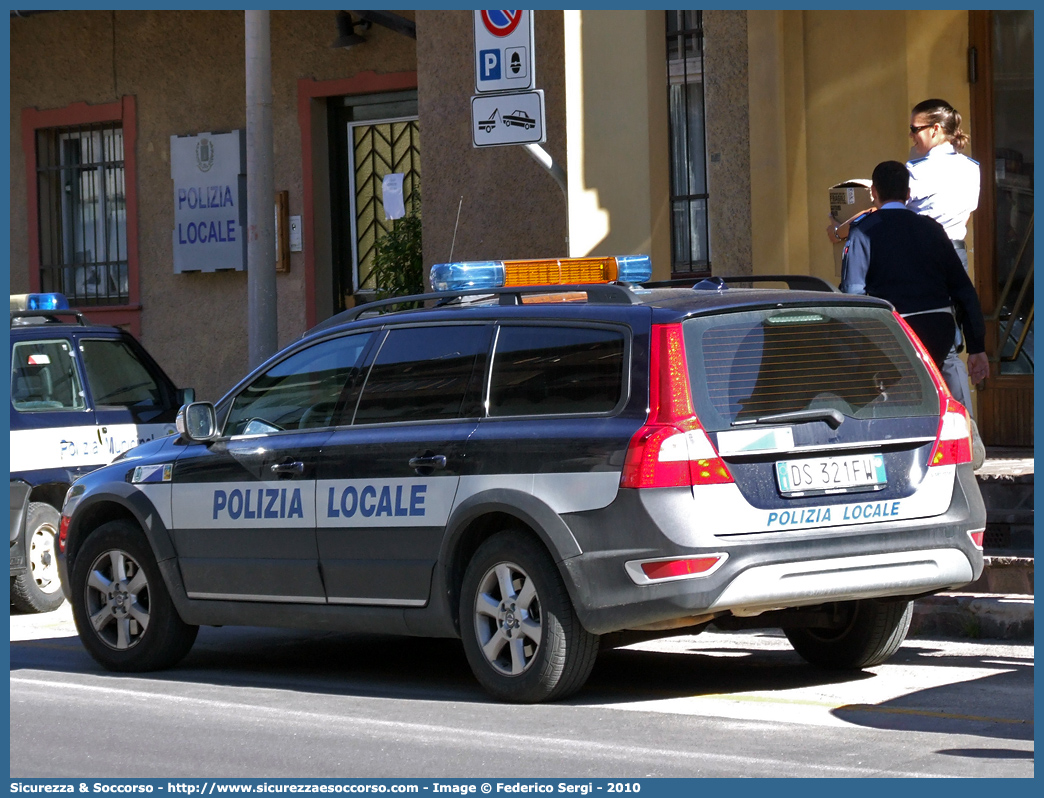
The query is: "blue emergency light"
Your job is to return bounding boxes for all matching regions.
[11,293,71,311]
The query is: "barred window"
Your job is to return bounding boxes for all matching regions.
[666,11,710,277]
[35,122,129,306]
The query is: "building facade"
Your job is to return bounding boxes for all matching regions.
[9,9,1032,445]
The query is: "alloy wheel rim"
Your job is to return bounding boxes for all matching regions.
[29,523,61,594]
[83,549,151,650]
[474,561,542,676]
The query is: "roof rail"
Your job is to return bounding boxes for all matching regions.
[10,309,89,326]
[310,283,642,333]
[643,275,840,293]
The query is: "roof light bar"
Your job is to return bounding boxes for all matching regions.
[429,255,652,292]
[10,293,70,312]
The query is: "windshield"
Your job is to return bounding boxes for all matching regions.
[682,306,939,432]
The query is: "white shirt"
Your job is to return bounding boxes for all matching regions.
[906,142,980,241]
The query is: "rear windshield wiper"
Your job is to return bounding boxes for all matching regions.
[731,408,845,430]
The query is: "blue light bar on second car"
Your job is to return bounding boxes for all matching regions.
[10,292,71,311]
[429,255,653,292]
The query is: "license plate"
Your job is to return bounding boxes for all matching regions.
[775,453,887,496]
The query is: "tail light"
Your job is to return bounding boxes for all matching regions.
[893,312,972,468]
[620,324,733,488]
[968,530,985,549]
[930,397,973,466]
[58,514,71,553]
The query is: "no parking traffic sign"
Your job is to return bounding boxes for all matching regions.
[474,10,535,93]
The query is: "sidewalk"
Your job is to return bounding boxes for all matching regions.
[908,447,1036,641]
[910,592,1033,640]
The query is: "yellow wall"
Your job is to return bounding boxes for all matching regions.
[748,10,971,283]
[564,10,671,277]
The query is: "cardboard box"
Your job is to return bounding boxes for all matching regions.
[829,179,872,279]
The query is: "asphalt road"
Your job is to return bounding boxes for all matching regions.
[10,604,1034,778]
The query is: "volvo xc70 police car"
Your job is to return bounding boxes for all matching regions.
[57,257,985,702]
[11,293,190,613]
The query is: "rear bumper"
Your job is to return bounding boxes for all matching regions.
[561,464,985,635]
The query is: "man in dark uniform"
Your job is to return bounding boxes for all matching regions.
[841,160,989,387]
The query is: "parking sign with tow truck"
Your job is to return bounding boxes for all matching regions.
[471,90,545,147]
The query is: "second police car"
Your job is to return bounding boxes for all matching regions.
[10,293,191,613]
[56,257,985,702]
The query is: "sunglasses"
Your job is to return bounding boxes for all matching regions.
[909,123,935,134]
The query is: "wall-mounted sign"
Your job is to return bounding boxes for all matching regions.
[170,130,246,273]
[474,10,534,94]
[472,90,546,147]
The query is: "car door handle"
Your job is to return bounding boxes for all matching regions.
[408,454,447,473]
[270,461,305,475]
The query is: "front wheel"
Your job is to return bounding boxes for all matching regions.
[785,599,913,669]
[70,520,198,672]
[11,502,65,613]
[460,530,598,703]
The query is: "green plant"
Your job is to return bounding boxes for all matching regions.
[371,200,423,304]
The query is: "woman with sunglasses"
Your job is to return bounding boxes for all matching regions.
[905,99,980,270]
[831,100,979,262]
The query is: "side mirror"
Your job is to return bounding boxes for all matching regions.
[176,387,196,405]
[176,402,218,443]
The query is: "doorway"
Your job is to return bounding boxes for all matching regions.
[969,10,1034,447]
[328,90,420,312]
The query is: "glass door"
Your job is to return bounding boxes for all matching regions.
[970,10,1034,447]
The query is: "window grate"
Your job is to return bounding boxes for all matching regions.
[666,10,710,277]
[350,119,421,293]
[35,122,129,306]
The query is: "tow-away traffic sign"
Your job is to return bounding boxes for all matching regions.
[471,90,545,147]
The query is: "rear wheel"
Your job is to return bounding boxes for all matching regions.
[460,530,598,703]
[70,520,198,672]
[11,502,65,614]
[785,599,913,669]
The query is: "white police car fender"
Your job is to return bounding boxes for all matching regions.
[10,423,178,473]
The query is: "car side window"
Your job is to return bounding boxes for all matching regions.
[353,325,488,425]
[224,332,374,436]
[80,339,169,409]
[10,339,86,412]
[488,325,626,416]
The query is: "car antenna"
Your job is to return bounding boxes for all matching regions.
[449,196,464,262]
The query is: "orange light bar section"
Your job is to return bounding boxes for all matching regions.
[502,257,619,287]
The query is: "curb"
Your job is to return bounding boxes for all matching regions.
[910,592,1034,640]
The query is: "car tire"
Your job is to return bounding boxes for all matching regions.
[11,502,66,614]
[70,520,198,672]
[460,530,598,703]
[785,599,913,670]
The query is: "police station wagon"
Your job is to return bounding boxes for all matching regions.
[56,257,985,702]
[10,293,190,613]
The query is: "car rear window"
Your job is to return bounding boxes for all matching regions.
[682,306,939,431]
[488,325,626,416]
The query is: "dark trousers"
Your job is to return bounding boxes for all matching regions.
[906,313,957,372]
